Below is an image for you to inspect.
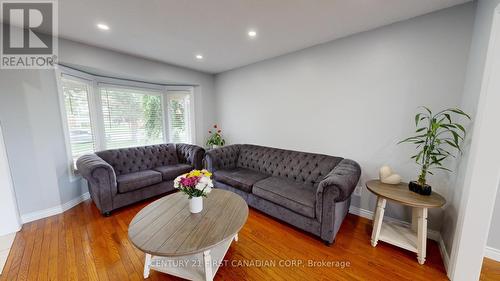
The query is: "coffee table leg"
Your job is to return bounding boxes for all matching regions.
[203,250,213,281]
[417,208,428,265]
[143,253,151,279]
[371,197,386,247]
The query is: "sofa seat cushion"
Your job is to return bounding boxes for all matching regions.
[253,176,317,218]
[153,164,193,181]
[117,170,162,193]
[214,168,270,193]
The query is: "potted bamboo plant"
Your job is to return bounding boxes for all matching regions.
[399,107,470,195]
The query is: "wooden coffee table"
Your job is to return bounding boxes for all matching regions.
[366,180,446,265]
[128,189,248,280]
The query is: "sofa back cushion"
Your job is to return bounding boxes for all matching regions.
[96,144,179,176]
[236,144,343,186]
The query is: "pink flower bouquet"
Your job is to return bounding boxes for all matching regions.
[174,169,214,199]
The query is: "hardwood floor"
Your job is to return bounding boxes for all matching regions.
[480,258,500,281]
[0,195,496,281]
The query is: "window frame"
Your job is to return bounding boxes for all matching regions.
[55,66,196,179]
[55,67,96,180]
[165,87,196,144]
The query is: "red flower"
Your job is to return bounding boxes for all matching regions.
[217,130,221,133]
[214,124,217,128]
[209,130,212,133]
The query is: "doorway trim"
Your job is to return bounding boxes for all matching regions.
[448,5,500,280]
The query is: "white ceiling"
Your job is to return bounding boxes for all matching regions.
[57,0,469,73]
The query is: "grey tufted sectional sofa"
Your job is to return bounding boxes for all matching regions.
[77,143,204,216]
[205,144,361,244]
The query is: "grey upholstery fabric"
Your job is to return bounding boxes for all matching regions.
[316,159,362,222]
[236,145,343,185]
[154,164,193,180]
[96,144,179,176]
[176,143,205,170]
[204,145,241,172]
[77,143,204,215]
[253,176,316,218]
[216,178,322,235]
[113,180,176,211]
[206,144,360,243]
[116,170,162,193]
[76,154,117,213]
[214,168,269,193]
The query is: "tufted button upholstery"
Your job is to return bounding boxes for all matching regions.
[235,145,343,185]
[96,144,179,176]
[175,143,205,170]
[205,145,242,172]
[77,143,205,215]
[205,144,361,244]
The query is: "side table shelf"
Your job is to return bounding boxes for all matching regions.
[366,180,445,265]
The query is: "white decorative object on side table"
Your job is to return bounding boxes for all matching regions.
[378,165,401,185]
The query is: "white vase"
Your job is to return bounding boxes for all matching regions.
[189,197,203,213]
[212,145,220,149]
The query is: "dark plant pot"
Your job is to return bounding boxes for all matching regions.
[408,181,432,196]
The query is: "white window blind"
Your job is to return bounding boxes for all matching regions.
[100,85,164,149]
[60,77,96,163]
[166,92,192,143]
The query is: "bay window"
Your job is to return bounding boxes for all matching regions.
[166,91,193,143]
[100,85,165,149]
[59,75,96,163]
[56,66,195,173]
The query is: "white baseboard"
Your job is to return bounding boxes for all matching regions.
[348,205,440,241]
[0,232,16,275]
[485,246,500,262]
[20,192,90,223]
[439,235,450,272]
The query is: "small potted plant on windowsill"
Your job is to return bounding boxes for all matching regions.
[399,107,470,195]
[206,124,225,149]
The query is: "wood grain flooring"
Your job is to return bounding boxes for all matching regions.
[0,194,497,281]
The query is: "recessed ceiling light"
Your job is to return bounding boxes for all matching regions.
[97,23,110,30]
[195,54,203,60]
[248,30,257,38]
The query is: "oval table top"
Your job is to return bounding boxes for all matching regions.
[128,189,248,257]
[366,180,446,208]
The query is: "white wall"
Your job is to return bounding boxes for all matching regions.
[0,123,21,236]
[214,3,475,230]
[488,187,500,250]
[0,36,216,217]
[440,0,500,263]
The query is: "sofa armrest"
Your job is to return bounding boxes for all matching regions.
[204,144,240,172]
[317,159,361,202]
[76,154,117,214]
[176,143,205,169]
[316,159,361,221]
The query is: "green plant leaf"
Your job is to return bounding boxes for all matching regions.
[415,113,422,127]
[444,113,451,123]
[420,106,432,115]
[453,123,466,134]
[445,140,459,149]
[435,166,453,172]
[450,108,471,119]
